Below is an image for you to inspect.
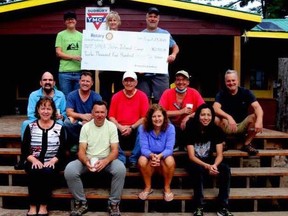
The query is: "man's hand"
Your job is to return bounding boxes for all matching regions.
[119,125,132,136]
[254,120,263,134]
[227,116,237,132]
[167,54,176,63]
[94,159,109,172]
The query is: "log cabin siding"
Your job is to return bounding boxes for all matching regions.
[0,5,242,36]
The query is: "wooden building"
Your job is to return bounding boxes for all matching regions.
[0,0,287,129]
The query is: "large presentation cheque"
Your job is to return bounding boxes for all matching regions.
[81,30,170,74]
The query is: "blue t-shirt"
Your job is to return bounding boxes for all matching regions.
[142,27,176,48]
[66,90,102,115]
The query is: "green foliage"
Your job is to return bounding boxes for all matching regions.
[266,0,288,18]
[240,0,288,18]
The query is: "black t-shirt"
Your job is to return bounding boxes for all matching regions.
[186,123,225,160]
[215,87,256,123]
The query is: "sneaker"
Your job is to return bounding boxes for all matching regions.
[217,207,233,216]
[240,143,259,155]
[129,163,138,172]
[193,207,203,216]
[70,200,88,216]
[108,203,121,216]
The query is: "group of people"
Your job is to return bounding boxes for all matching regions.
[18,6,264,216]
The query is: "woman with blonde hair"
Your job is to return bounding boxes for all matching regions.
[99,10,124,105]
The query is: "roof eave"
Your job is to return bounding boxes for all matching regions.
[243,31,288,39]
[0,0,66,13]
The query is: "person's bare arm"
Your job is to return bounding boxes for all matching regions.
[167,44,179,63]
[251,101,264,133]
[56,47,81,61]
[78,142,89,165]
[213,102,237,131]
[66,108,92,123]
[166,107,192,118]
[187,145,210,169]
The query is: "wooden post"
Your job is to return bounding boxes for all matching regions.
[95,70,100,93]
[233,36,241,81]
[276,58,288,132]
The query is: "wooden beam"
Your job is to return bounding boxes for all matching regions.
[233,36,241,81]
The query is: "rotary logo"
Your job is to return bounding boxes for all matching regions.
[106,32,113,40]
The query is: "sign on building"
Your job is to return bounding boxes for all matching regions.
[85,7,110,30]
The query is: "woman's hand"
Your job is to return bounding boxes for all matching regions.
[150,154,160,167]
[209,164,219,175]
[44,161,55,169]
[31,159,44,169]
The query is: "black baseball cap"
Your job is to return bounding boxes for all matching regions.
[147,7,159,15]
[64,11,77,20]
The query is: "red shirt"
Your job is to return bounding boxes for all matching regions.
[159,87,205,126]
[108,89,149,125]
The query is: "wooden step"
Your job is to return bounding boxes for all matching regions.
[0,115,25,138]
[0,148,20,155]
[0,186,288,201]
[1,186,288,208]
[255,128,288,139]
[1,166,288,177]
[1,166,287,188]
[0,115,287,141]
[0,115,286,139]
[1,148,288,157]
[1,208,288,216]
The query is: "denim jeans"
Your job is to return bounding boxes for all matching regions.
[187,161,231,208]
[58,72,81,98]
[129,134,141,164]
[118,127,141,164]
[63,118,82,157]
[118,146,127,165]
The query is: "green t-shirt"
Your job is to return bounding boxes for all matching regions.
[55,29,82,72]
[79,119,119,159]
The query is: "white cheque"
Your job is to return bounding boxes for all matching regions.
[81,30,170,74]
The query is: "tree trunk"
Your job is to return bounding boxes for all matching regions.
[276,58,288,132]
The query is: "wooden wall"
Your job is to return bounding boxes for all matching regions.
[0,3,243,36]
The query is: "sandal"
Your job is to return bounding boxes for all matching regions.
[138,189,153,200]
[163,191,174,202]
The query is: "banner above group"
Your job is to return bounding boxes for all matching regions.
[81,30,170,74]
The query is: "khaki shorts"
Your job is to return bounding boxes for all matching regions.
[222,117,249,135]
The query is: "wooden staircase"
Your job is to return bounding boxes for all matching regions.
[1,115,288,214]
